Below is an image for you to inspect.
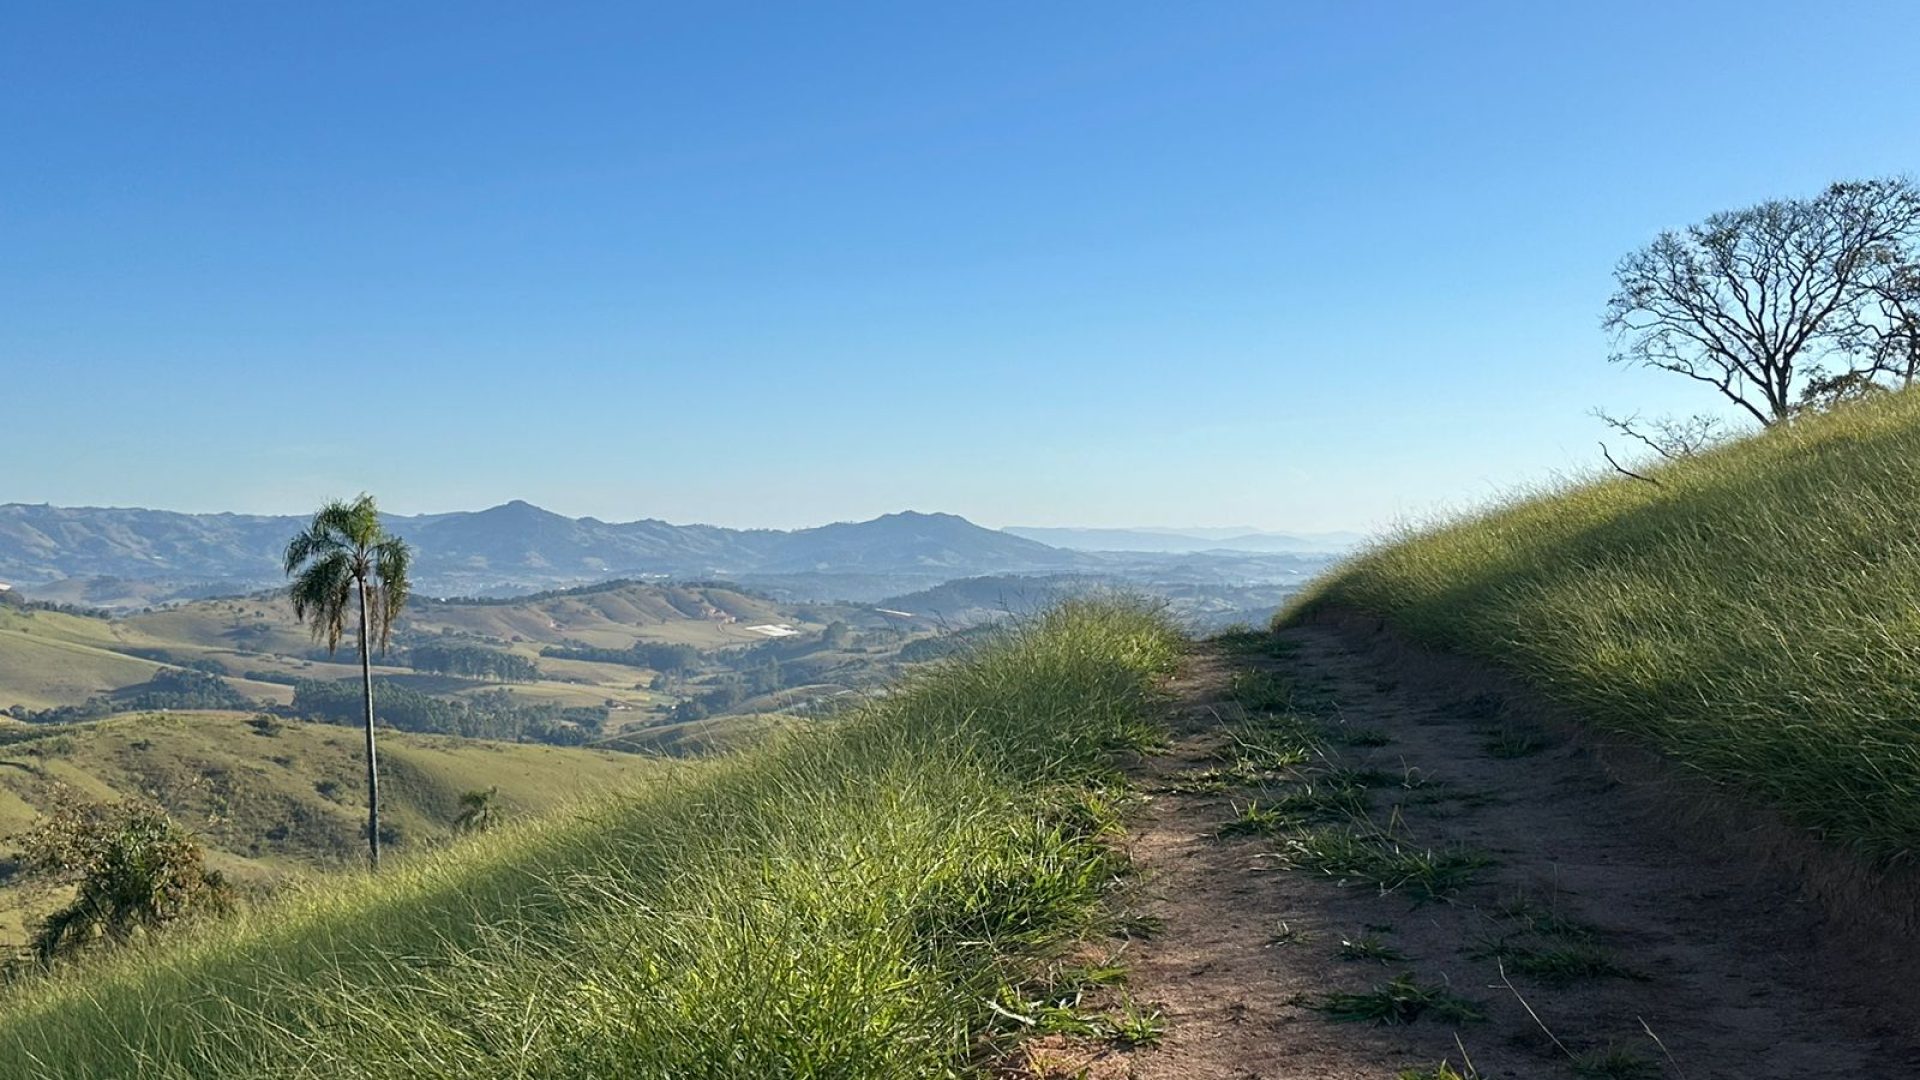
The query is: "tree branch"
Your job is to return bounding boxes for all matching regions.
[1600,442,1662,486]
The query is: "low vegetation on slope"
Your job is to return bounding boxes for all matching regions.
[0,715,644,950]
[1283,390,1920,867]
[0,601,1179,1078]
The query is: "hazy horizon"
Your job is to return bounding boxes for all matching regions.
[0,495,1369,539]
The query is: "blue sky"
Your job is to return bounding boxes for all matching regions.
[5,2,1918,533]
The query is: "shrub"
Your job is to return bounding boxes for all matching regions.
[453,787,501,835]
[16,791,232,962]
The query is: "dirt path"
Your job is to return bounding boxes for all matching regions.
[1100,622,1920,1080]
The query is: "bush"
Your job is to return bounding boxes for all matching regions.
[16,791,232,962]
[453,788,501,835]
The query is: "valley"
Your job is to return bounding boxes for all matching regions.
[0,578,936,951]
[0,516,1335,960]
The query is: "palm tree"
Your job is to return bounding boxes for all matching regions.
[283,494,412,869]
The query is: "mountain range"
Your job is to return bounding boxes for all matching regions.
[0,502,1080,601]
[0,501,1354,611]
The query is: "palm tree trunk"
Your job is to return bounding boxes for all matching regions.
[356,574,381,870]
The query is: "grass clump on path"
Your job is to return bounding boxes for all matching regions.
[1271,826,1490,901]
[0,600,1180,1079]
[1283,389,1920,866]
[1308,972,1486,1025]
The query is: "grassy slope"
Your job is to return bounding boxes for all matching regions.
[0,601,1179,1078]
[0,600,667,714]
[2,582,835,716]
[0,716,648,949]
[0,625,164,710]
[0,607,301,710]
[403,584,814,650]
[1282,390,1920,866]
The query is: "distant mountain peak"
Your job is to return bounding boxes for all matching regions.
[479,499,555,516]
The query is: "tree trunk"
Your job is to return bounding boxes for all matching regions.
[356,574,381,870]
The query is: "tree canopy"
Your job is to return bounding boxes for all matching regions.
[1604,177,1920,426]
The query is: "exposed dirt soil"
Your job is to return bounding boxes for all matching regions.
[1102,622,1920,1080]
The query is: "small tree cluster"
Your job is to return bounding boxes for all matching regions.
[407,641,539,682]
[16,791,232,962]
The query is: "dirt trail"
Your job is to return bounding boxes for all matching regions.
[1101,622,1920,1080]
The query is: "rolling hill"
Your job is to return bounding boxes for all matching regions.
[0,579,897,716]
[0,577,940,951]
[0,713,655,951]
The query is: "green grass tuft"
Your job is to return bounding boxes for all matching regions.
[1571,1046,1660,1079]
[1336,931,1408,963]
[1475,939,1645,985]
[1272,826,1491,901]
[1211,627,1301,659]
[1481,727,1548,759]
[1309,972,1486,1025]
[1229,670,1299,714]
[1492,896,1597,941]
[1217,783,1370,836]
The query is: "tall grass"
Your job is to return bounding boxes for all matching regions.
[0,601,1181,1078]
[1282,390,1920,867]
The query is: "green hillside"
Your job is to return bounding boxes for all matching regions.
[0,601,1178,1078]
[0,714,649,950]
[0,621,166,711]
[1282,389,1920,866]
[0,602,338,713]
[406,582,807,649]
[1,579,949,754]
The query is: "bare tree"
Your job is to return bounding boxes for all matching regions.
[1593,409,1728,461]
[1603,178,1920,426]
[1591,409,1730,486]
[1857,261,1920,385]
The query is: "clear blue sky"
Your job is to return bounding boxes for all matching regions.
[6,2,1918,533]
